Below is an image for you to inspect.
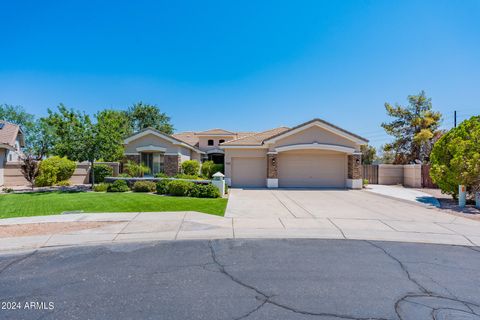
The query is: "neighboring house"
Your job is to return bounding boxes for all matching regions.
[0,121,25,186]
[123,118,368,189]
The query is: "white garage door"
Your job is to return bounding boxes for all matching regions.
[231,157,267,188]
[278,151,346,188]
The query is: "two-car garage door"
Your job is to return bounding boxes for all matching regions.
[230,151,346,188]
[278,151,346,188]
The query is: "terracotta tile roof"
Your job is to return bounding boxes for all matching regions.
[196,128,236,135]
[220,127,290,146]
[0,120,22,148]
[172,131,199,147]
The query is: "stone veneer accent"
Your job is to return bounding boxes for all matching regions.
[121,155,140,173]
[267,154,278,179]
[164,154,181,176]
[348,154,362,179]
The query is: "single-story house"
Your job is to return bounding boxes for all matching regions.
[0,121,25,186]
[123,118,368,189]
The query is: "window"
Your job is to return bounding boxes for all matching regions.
[219,139,225,144]
[207,139,214,146]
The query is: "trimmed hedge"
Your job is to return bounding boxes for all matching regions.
[132,181,157,192]
[189,183,221,198]
[167,180,195,196]
[107,180,130,192]
[156,179,220,198]
[93,164,113,183]
[93,183,110,192]
[156,180,170,195]
[181,160,200,175]
[36,156,76,187]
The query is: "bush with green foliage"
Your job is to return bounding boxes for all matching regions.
[93,164,113,183]
[55,180,71,187]
[181,160,200,175]
[174,173,202,180]
[118,173,131,177]
[156,179,171,194]
[430,116,480,197]
[167,180,195,196]
[36,156,76,187]
[201,161,224,178]
[107,179,130,192]
[189,183,221,198]
[154,172,168,178]
[93,183,110,192]
[132,181,157,192]
[124,161,150,177]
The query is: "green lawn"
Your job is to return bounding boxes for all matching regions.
[0,192,228,219]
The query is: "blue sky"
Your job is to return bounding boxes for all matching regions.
[1,0,479,148]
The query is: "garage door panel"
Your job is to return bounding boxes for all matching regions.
[278,152,345,188]
[232,157,267,188]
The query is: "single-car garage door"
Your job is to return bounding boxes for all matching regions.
[231,157,267,188]
[278,151,346,188]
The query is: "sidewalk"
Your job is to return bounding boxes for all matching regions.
[1,210,480,253]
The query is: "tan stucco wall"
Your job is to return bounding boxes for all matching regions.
[124,134,179,154]
[378,164,404,185]
[403,164,422,188]
[198,135,235,151]
[224,148,268,178]
[270,126,359,150]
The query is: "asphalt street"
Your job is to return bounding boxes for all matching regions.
[1,239,480,320]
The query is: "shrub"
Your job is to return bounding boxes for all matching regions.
[156,179,171,195]
[118,173,131,177]
[190,183,221,198]
[124,161,150,177]
[167,180,195,196]
[2,187,14,193]
[107,179,130,192]
[55,180,71,187]
[174,173,201,180]
[224,183,229,194]
[93,183,110,192]
[430,116,480,198]
[201,161,224,178]
[36,156,76,187]
[93,164,113,183]
[363,179,369,187]
[154,172,168,178]
[201,160,215,178]
[181,160,200,175]
[132,181,157,192]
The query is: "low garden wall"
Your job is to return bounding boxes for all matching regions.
[375,164,422,188]
[104,177,211,188]
[2,161,120,187]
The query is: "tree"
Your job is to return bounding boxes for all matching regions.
[381,91,442,164]
[20,156,40,190]
[0,104,35,149]
[430,116,480,198]
[95,110,132,161]
[127,102,173,134]
[26,118,56,159]
[360,145,376,165]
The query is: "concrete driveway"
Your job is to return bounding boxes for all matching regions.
[226,188,480,245]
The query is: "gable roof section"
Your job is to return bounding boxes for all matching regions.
[195,128,236,136]
[172,131,199,147]
[263,118,369,144]
[124,127,204,153]
[220,127,290,147]
[0,120,24,149]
